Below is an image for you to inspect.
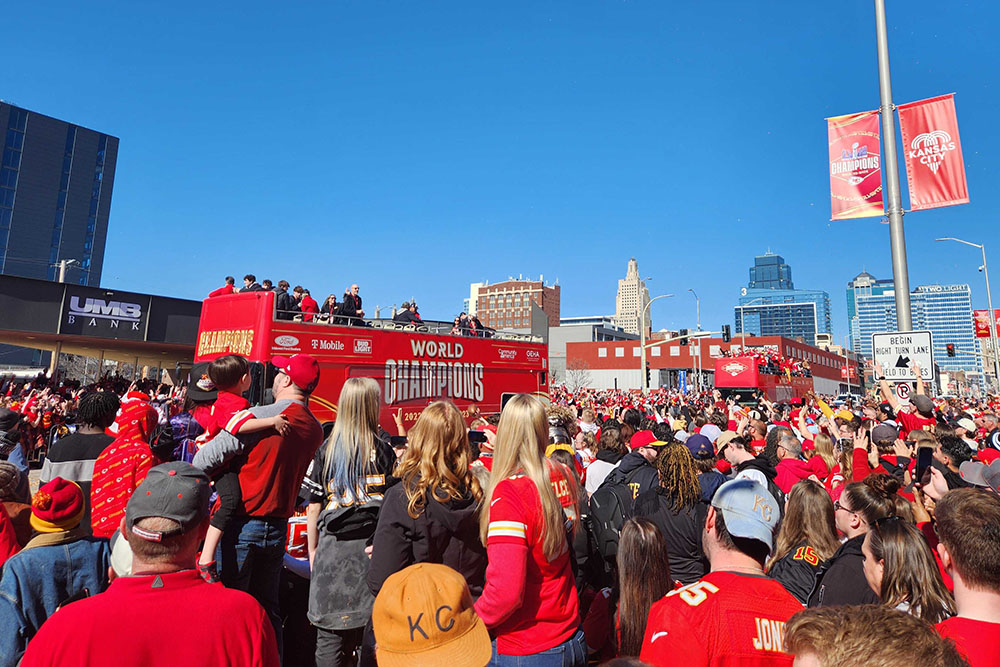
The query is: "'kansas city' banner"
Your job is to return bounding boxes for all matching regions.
[898,94,969,211]
[973,309,1000,338]
[827,111,883,220]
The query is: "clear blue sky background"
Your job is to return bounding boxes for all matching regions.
[4,1,998,343]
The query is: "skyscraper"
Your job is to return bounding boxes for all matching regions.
[748,252,794,290]
[734,253,832,345]
[851,278,982,380]
[1,102,119,286]
[613,258,650,336]
[846,271,894,350]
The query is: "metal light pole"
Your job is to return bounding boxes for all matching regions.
[843,335,853,396]
[875,0,913,331]
[937,237,1000,391]
[640,294,674,392]
[689,289,701,392]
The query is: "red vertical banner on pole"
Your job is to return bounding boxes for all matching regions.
[897,94,970,211]
[827,111,884,220]
[973,309,1000,338]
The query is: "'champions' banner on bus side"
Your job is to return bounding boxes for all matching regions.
[897,93,970,211]
[827,110,883,220]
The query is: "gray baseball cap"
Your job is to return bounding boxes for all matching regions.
[125,462,211,542]
[711,478,780,554]
[959,460,1000,493]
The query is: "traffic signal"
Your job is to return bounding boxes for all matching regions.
[722,324,731,343]
[679,328,689,346]
[645,366,651,385]
[946,343,956,357]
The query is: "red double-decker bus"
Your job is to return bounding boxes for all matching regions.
[194,291,549,432]
[714,356,813,403]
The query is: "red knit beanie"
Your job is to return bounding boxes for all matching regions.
[30,477,85,533]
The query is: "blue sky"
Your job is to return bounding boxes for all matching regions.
[4,1,998,343]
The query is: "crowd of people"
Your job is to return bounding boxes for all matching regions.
[0,357,998,666]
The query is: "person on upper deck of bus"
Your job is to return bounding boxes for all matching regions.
[337,284,365,326]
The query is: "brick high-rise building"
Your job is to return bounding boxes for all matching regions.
[473,278,560,331]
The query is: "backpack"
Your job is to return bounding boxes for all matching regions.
[588,482,632,565]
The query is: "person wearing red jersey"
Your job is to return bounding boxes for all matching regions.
[640,478,801,666]
[879,370,936,438]
[21,462,278,667]
[208,276,236,297]
[475,394,586,665]
[934,488,1000,666]
[193,355,289,582]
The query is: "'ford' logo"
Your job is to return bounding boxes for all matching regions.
[275,335,299,347]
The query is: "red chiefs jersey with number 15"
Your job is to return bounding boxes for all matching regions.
[640,570,802,667]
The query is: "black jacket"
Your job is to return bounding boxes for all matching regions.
[632,488,709,585]
[338,293,364,324]
[806,534,880,607]
[600,450,659,504]
[768,539,824,604]
[393,310,421,324]
[367,481,486,597]
[275,288,296,320]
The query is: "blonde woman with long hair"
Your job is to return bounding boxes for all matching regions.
[304,377,396,667]
[367,400,487,597]
[473,394,586,666]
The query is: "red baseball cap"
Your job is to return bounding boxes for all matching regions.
[272,354,320,391]
[630,429,659,451]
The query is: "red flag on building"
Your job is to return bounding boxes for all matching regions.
[898,94,969,211]
[827,111,883,220]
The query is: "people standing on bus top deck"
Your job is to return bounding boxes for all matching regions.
[300,289,319,323]
[241,274,263,292]
[338,284,365,325]
[208,276,236,298]
[392,302,421,324]
[275,281,296,320]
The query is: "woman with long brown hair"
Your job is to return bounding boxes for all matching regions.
[766,480,840,604]
[474,394,586,665]
[367,400,486,596]
[617,518,674,656]
[632,442,709,584]
[581,517,674,662]
[862,515,956,623]
[807,475,898,607]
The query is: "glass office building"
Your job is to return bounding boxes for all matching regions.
[748,252,794,290]
[0,102,118,286]
[733,254,832,345]
[852,280,982,379]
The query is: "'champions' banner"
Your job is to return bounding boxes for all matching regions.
[973,309,1000,338]
[827,111,883,220]
[898,94,969,211]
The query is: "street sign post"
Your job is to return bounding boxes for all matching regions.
[895,382,911,403]
[872,331,934,381]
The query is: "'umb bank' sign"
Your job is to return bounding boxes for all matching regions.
[60,288,151,341]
